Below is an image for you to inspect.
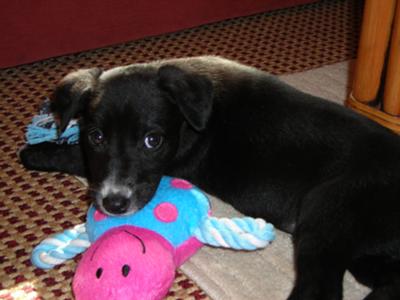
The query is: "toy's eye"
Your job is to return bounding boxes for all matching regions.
[144,133,164,150]
[122,264,130,277]
[96,267,103,278]
[88,128,105,146]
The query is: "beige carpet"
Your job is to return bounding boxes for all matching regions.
[180,60,371,300]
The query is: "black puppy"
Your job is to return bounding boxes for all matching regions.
[20,56,400,299]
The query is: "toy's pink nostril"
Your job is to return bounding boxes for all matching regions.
[94,210,107,221]
[154,202,178,223]
[170,178,193,189]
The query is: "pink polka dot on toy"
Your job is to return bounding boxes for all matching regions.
[154,202,178,223]
[171,178,193,189]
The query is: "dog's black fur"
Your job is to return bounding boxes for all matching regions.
[20,57,400,299]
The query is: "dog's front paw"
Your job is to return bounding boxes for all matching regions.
[19,143,53,171]
[19,142,86,176]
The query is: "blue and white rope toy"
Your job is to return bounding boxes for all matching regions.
[194,216,274,250]
[32,176,275,270]
[26,99,79,145]
[32,224,89,269]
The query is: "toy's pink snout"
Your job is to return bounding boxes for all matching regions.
[73,226,176,300]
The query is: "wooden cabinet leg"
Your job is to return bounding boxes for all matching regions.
[352,0,396,103]
[383,1,400,116]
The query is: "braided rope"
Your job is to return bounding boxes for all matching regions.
[193,217,275,250]
[31,224,90,269]
[26,114,79,145]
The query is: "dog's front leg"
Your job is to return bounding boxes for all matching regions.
[19,142,87,177]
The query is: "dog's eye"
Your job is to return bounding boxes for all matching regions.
[88,128,105,146]
[144,133,164,150]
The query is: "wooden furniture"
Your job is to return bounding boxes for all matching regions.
[347,0,400,133]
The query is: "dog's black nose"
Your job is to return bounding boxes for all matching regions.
[103,194,130,215]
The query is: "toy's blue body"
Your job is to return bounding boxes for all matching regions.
[86,176,210,247]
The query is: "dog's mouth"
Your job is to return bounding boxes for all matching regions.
[91,181,160,216]
[87,172,163,216]
[93,193,143,216]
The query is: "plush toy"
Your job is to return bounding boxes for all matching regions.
[31,176,275,300]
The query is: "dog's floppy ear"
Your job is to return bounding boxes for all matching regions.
[158,65,213,131]
[51,68,102,133]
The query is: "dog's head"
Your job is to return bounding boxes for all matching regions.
[51,64,213,215]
